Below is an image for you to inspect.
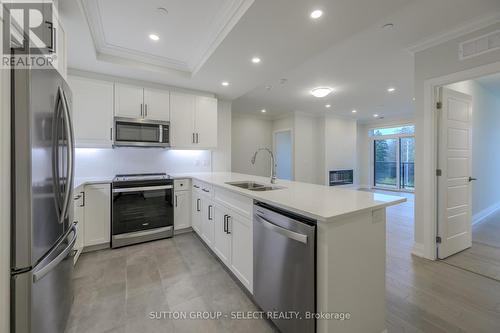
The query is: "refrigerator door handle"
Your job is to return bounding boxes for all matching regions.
[51,92,64,221]
[59,87,75,223]
[33,224,77,282]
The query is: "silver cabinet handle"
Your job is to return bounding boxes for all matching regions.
[196,133,199,144]
[226,215,232,234]
[192,133,195,144]
[202,188,209,193]
[223,215,228,233]
[140,103,143,117]
[197,198,201,212]
[145,104,148,117]
[33,224,77,282]
[469,177,478,182]
[110,127,113,140]
[175,195,178,207]
[113,185,173,193]
[256,214,307,244]
[208,205,213,220]
[193,185,200,189]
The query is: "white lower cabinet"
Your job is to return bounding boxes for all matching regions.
[83,183,111,248]
[174,190,191,230]
[213,206,231,266]
[190,182,253,293]
[72,187,85,264]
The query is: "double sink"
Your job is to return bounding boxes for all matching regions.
[225,181,285,192]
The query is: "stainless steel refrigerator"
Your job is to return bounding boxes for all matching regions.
[11,66,77,333]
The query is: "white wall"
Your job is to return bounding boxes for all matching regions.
[231,114,273,177]
[75,148,212,179]
[0,3,10,331]
[415,21,500,258]
[294,113,323,184]
[446,80,500,217]
[323,115,358,185]
[212,100,232,172]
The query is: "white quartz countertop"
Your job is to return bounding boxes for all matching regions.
[170,172,406,222]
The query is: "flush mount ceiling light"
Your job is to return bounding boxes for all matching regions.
[261,109,267,113]
[310,87,333,98]
[310,10,323,19]
[221,81,229,86]
[149,34,160,41]
[251,57,261,64]
[352,109,357,113]
[325,104,331,108]
[373,114,379,118]
[387,87,396,93]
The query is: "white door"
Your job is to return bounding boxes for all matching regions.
[274,130,293,180]
[191,193,202,235]
[84,184,111,247]
[174,191,190,230]
[194,96,218,148]
[213,206,231,265]
[114,84,144,118]
[69,76,114,147]
[143,88,170,121]
[170,92,196,147]
[437,87,473,259]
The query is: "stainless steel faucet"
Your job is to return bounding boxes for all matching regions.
[251,148,277,184]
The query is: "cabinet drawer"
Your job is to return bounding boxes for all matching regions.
[214,187,253,220]
[174,178,190,191]
[193,179,213,197]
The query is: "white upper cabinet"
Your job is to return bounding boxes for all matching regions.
[115,84,170,121]
[170,92,218,148]
[170,92,196,147]
[195,96,218,148]
[143,88,170,121]
[69,76,114,148]
[114,84,144,119]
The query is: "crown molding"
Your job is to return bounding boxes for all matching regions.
[407,11,500,54]
[78,0,253,75]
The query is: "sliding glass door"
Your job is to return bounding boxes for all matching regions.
[370,125,415,192]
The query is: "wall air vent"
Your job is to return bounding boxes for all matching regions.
[459,29,500,60]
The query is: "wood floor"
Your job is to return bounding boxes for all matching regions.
[385,192,500,333]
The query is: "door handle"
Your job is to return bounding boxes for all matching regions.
[256,214,307,244]
[469,177,478,182]
[33,224,77,282]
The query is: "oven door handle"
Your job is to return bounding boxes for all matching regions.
[113,185,173,193]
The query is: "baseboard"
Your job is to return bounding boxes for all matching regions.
[411,242,425,258]
[472,202,500,227]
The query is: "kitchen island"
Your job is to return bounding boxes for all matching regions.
[171,172,405,333]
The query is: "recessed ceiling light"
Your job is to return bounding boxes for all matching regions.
[310,10,323,19]
[149,34,160,41]
[261,109,266,113]
[310,87,333,98]
[221,81,229,86]
[373,114,379,118]
[251,57,261,64]
[412,97,416,101]
[352,109,357,113]
[325,104,331,108]
[387,87,396,93]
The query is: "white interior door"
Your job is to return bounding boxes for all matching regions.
[273,130,293,180]
[437,87,473,259]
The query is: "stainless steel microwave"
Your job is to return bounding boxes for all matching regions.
[114,117,170,148]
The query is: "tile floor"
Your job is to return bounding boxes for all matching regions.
[65,233,276,333]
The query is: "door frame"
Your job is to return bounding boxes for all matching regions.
[272,128,294,180]
[419,60,500,260]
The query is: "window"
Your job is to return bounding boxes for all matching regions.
[369,125,415,137]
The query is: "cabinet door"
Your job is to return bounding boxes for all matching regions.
[213,206,231,265]
[84,184,111,247]
[229,213,253,292]
[53,13,67,79]
[114,84,144,118]
[201,199,215,248]
[73,189,85,264]
[174,191,191,230]
[170,92,195,148]
[191,192,202,235]
[144,88,170,121]
[69,76,114,148]
[194,96,218,148]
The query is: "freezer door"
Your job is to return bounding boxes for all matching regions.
[12,224,77,333]
[12,68,74,270]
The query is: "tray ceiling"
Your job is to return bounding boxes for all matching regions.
[80,0,254,74]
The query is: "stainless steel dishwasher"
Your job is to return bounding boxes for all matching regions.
[253,201,316,333]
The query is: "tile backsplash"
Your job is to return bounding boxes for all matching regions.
[75,148,212,178]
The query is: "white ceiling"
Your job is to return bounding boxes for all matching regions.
[233,0,500,122]
[60,0,500,121]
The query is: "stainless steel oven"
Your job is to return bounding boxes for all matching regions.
[114,117,170,147]
[112,173,174,248]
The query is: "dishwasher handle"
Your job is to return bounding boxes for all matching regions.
[255,214,308,244]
